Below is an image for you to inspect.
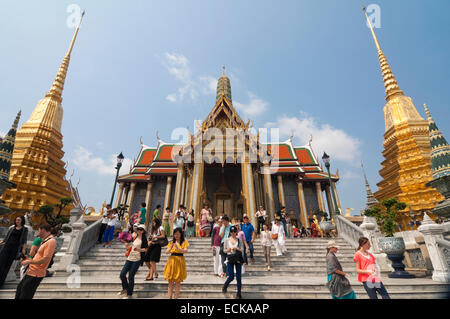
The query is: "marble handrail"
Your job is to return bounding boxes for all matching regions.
[78,219,102,257]
[335,214,363,249]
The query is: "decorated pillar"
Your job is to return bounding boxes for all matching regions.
[262,164,276,222]
[122,184,129,206]
[126,182,136,211]
[325,185,334,217]
[180,167,186,206]
[172,165,185,213]
[241,161,257,227]
[296,179,309,227]
[189,163,204,235]
[331,182,342,212]
[277,175,286,208]
[163,176,173,211]
[115,183,124,208]
[144,182,153,230]
[315,182,326,212]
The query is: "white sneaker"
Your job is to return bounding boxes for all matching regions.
[117,290,127,296]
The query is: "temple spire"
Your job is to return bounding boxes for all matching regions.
[361,162,378,209]
[363,5,403,101]
[45,10,85,103]
[423,104,450,179]
[216,66,232,104]
[0,111,21,181]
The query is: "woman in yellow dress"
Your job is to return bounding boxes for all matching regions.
[163,227,189,299]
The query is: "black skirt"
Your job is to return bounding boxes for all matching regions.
[144,243,161,263]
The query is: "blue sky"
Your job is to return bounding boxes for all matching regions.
[1,0,449,215]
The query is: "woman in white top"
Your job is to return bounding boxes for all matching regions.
[118,224,148,299]
[260,223,273,271]
[222,226,244,299]
[272,217,287,256]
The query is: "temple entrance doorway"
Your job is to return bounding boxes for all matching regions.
[204,164,242,220]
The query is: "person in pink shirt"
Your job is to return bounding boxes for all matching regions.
[353,237,390,299]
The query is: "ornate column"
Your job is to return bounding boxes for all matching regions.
[126,182,136,211]
[115,183,124,208]
[172,165,185,212]
[262,164,276,222]
[315,182,326,211]
[122,184,129,206]
[331,182,342,212]
[241,161,257,227]
[277,175,286,208]
[163,176,173,211]
[189,163,204,236]
[296,179,309,227]
[180,168,186,206]
[325,185,333,216]
[144,182,153,229]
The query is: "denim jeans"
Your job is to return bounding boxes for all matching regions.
[103,226,115,243]
[362,281,390,299]
[120,260,140,296]
[281,220,288,237]
[243,241,254,264]
[221,253,228,276]
[223,262,242,294]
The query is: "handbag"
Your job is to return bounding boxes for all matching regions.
[272,233,278,240]
[157,236,168,247]
[226,239,244,264]
[187,221,195,227]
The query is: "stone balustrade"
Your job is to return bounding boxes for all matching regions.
[418,213,450,283]
[334,214,362,249]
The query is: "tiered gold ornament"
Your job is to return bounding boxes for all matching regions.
[1,12,85,216]
[363,7,443,229]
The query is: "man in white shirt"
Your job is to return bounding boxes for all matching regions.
[255,206,267,238]
[98,205,111,243]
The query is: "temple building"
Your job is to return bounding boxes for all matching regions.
[1,13,85,215]
[363,8,444,228]
[117,69,342,230]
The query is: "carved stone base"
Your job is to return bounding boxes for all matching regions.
[387,254,416,278]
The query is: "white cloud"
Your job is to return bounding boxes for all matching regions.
[163,53,217,103]
[265,112,361,165]
[0,131,5,139]
[235,92,269,117]
[71,146,133,176]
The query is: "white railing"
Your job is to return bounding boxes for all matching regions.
[335,214,363,249]
[78,219,102,257]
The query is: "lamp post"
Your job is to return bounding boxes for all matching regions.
[322,152,340,217]
[109,152,124,207]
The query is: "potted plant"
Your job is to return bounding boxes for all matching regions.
[364,197,414,278]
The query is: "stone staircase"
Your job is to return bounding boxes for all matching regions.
[1,237,449,299]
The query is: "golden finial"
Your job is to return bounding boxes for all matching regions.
[46,10,85,103]
[362,5,403,101]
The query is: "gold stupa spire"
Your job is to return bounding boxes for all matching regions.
[45,10,85,103]
[363,6,403,101]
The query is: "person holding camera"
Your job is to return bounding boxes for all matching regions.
[222,226,244,299]
[15,223,55,299]
[0,216,28,288]
[143,218,166,281]
[118,224,148,299]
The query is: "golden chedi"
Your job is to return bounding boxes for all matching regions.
[363,7,443,229]
[1,13,85,217]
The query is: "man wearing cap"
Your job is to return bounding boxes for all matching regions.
[241,216,255,264]
[326,240,356,299]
